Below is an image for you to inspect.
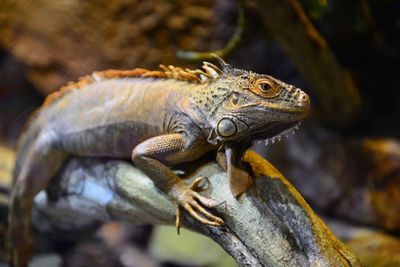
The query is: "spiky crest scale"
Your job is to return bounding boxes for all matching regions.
[41,61,225,109]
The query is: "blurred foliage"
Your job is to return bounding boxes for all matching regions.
[177,0,244,60]
[299,0,328,20]
[150,226,237,267]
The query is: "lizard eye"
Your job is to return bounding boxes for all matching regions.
[258,81,273,93]
[252,79,280,98]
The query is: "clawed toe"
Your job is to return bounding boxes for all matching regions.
[189,176,209,191]
[193,192,225,208]
[175,202,224,234]
[173,179,224,234]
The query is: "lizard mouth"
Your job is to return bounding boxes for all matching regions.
[250,121,301,145]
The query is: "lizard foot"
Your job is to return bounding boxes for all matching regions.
[170,177,224,234]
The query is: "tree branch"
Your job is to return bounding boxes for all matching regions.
[35,151,360,266]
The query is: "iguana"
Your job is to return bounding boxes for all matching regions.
[8,55,310,267]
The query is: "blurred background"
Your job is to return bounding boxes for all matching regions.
[0,0,399,266]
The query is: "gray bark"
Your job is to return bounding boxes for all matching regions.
[34,151,360,267]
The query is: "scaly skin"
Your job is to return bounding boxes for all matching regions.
[8,55,309,267]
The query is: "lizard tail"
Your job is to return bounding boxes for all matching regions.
[12,122,41,186]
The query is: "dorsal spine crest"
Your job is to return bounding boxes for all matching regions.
[42,61,225,108]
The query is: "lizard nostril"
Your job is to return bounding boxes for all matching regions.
[296,92,310,110]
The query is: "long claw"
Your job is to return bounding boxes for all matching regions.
[171,177,224,232]
[191,201,224,225]
[176,206,181,235]
[189,176,208,191]
[183,203,222,227]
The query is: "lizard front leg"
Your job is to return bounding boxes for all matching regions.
[225,144,253,198]
[131,133,224,233]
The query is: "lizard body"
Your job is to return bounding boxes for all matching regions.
[9,56,310,267]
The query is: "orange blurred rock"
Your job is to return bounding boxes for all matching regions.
[362,139,400,230]
[0,0,228,95]
[347,231,400,267]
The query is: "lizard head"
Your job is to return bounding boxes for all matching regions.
[205,56,310,145]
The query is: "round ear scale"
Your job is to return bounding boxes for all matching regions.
[211,53,233,74]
